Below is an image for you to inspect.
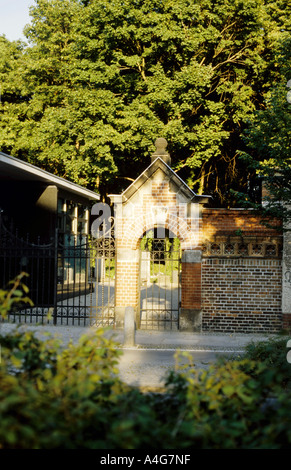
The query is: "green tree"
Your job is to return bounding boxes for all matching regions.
[237,35,291,225]
[0,0,290,202]
[0,37,29,154]
[1,1,119,191]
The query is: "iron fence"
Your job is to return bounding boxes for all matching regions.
[0,216,116,326]
[139,237,181,330]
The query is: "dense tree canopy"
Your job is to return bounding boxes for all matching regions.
[0,0,290,202]
[238,35,291,224]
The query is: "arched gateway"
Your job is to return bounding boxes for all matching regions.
[0,141,286,332]
[109,138,211,331]
[108,138,285,333]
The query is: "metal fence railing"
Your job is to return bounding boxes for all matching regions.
[0,216,116,327]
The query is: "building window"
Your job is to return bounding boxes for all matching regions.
[57,199,90,287]
[57,199,89,236]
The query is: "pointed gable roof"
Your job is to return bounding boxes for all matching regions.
[120,138,211,205]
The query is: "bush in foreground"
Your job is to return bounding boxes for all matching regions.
[0,275,291,449]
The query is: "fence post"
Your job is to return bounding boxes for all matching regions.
[53,228,58,325]
[124,306,136,347]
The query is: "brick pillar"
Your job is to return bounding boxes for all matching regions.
[114,247,139,328]
[282,225,291,332]
[180,250,202,332]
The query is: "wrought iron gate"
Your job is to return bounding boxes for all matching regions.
[0,216,115,326]
[139,236,181,330]
[56,233,115,326]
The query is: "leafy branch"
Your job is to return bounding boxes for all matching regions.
[0,272,34,320]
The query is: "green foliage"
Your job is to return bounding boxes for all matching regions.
[0,277,291,448]
[0,326,126,449]
[236,35,291,222]
[0,0,290,202]
[243,336,291,388]
[140,230,154,251]
[0,321,291,448]
[0,272,33,319]
[166,352,291,449]
[141,234,180,277]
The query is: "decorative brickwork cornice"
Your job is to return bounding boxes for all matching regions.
[201,236,282,259]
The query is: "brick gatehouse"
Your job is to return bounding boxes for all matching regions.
[109,138,290,333]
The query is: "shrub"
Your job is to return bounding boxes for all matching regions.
[165,352,291,449]
[0,326,124,448]
[1,327,291,448]
[0,272,33,319]
[0,276,291,449]
[243,336,291,388]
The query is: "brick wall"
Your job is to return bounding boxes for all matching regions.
[201,208,281,240]
[202,259,282,333]
[199,208,283,333]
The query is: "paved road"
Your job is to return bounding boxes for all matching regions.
[117,348,239,389]
[1,322,276,389]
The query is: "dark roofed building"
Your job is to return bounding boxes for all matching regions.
[0,152,100,316]
[0,151,99,243]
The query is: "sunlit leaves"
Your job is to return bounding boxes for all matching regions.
[0,0,289,201]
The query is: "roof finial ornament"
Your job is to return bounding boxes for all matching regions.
[154,137,168,155]
[151,137,171,166]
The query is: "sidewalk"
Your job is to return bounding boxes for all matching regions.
[0,322,277,351]
[0,323,282,388]
[110,328,278,352]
